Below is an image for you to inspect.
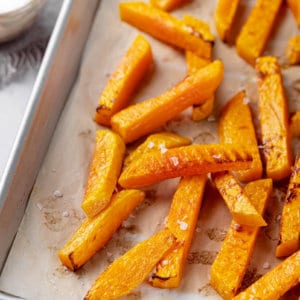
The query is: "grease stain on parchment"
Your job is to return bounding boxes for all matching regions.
[198,283,218,297]
[187,250,218,265]
[205,228,227,242]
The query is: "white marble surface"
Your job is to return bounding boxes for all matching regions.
[0,0,62,179]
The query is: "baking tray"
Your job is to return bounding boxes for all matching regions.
[0,0,300,299]
[0,0,98,292]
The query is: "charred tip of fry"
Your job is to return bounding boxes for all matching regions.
[150,273,171,281]
[96,105,111,113]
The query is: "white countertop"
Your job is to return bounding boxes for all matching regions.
[0,0,62,179]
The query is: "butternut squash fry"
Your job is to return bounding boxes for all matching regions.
[151,175,207,288]
[287,0,300,27]
[124,132,191,167]
[150,0,189,12]
[119,2,213,58]
[94,35,153,126]
[213,172,267,226]
[218,90,263,182]
[291,110,300,137]
[58,189,145,271]
[84,229,176,300]
[256,56,292,181]
[183,15,215,121]
[233,250,300,300]
[111,60,224,143]
[119,144,253,188]
[286,35,300,65]
[214,0,240,42]
[81,130,125,218]
[210,179,272,299]
[276,153,300,257]
[236,0,282,65]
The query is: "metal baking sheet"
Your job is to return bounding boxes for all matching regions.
[0,0,300,299]
[0,0,99,279]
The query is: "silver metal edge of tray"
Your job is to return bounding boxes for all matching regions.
[0,0,99,278]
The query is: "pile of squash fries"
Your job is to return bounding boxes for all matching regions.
[58,0,300,299]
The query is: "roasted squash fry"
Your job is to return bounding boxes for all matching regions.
[291,110,300,137]
[81,130,125,218]
[210,179,272,299]
[276,153,300,257]
[236,0,282,65]
[84,229,176,300]
[214,0,240,42]
[150,0,189,12]
[287,0,300,27]
[256,56,292,181]
[151,175,207,288]
[183,15,215,121]
[213,172,267,226]
[58,189,145,271]
[119,2,213,58]
[111,60,224,143]
[124,132,191,167]
[94,35,153,126]
[218,90,263,182]
[119,144,253,188]
[286,35,300,65]
[233,250,300,300]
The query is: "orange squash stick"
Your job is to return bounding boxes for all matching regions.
[84,229,176,300]
[236,0,282,65]
[119,143,253,188]
[184,15,215,121]
[150,0,189,12]
[210,179,272,299]
[287,0,300,27]
[151,175,207,288]
[111,60,224,143]
[218,90,263,182]
[214,0,240,42]
[58,190,145,271]
[233,250,300,300]
[286,35,300,65]
[276,153,300,257]
[94,35,153,126]
[81,130,125,218]
[119,2,213,58]
[256,56,292,181]
[124,132,191,167]
[213,172,267,227]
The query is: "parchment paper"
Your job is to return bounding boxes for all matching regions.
[1,0,300,299]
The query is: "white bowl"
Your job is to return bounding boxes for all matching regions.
[0,0,46,43]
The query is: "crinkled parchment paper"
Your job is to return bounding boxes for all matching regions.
[1,0,300,299]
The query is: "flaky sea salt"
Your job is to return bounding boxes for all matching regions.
[262,262,270,269]
[212,154,222,160]
[147,141,155,149]
[275,214,281,222]
[161,260,169,266]
[159,143,168,154]
[177,220,188,231]
[207,115,216,122]
[53,190,63,198]
[243,97,250,105]
[62,211,69,217]
[233,223,242,231]
[170,156,179,166]
[36,202,43,211]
